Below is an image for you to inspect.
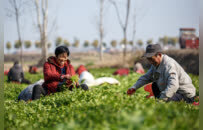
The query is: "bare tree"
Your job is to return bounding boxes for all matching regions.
[34,0,48,66]
[109,0,131,62]
[98,0,105,61]
[131,6,136,54]
[7,0,28,66]
[128,40,134,53]
[47,42,52,49]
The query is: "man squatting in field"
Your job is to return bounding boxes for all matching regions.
[127,44,196,103]
[31,46,88,100]
[7,61,31,84]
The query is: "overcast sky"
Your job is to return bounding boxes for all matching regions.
[4,0,199,53]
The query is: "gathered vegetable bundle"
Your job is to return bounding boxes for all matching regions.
[57,75,79,92]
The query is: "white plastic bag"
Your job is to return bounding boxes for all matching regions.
[79,71,120,87]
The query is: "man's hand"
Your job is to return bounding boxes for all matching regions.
[159,94,168,101]
[127,88,136,95]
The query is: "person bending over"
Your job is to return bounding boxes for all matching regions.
[127,44,196,103]
[7,61,31,84]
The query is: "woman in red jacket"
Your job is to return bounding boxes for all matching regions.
[32,46,88,100]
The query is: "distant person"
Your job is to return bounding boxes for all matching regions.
[113,68,129,76]
[133,61,145,74]
[31,46,88,100]
[7,61,31,84]
[127,44,196,103]
[4,70,9,75]
[29,65,38,74]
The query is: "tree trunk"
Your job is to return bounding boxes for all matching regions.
[99,0,104,61]
[14,0,23,67]
[38,32,48,66]
[41,0,48,65]
[131,9,136,56]
[109,0,131,63]
[16,13,23,66]
[123,28,127,62]
[123,0,131,63]
[35,0,48,66]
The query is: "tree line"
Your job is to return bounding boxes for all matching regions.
[6,35,178,53]
[5,0,179,66]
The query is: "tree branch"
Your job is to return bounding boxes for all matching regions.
[34,0,42,34]
[124,0,130,31]
[109,0,124,29]
[132,6,136,43]
[48,16,57,38]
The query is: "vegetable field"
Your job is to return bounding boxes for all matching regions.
[4,68,199,130]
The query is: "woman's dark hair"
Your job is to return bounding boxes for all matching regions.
[55,46,70,57]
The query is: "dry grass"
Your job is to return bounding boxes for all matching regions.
[4,49,199,74]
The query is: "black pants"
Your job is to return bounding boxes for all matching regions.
[32,84,89,100]
[21,78,31,84]
[32,85,48,100]
[151,82,194,103]
[57,83,89,91]
[80,84,89,90]
[8,78,31,84]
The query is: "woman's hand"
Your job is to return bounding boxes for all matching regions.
[72,81,79,87]
[75,82,79,87]
[61,74,71,79]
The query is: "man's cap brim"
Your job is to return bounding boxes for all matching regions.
[142,52,156,58]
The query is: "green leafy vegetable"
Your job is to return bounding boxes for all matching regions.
[4,68,199,130]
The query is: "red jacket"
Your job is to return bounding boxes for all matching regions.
[42,56,76,94]
[76,65,87,76]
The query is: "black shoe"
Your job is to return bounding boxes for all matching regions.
[80,84,89,91]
